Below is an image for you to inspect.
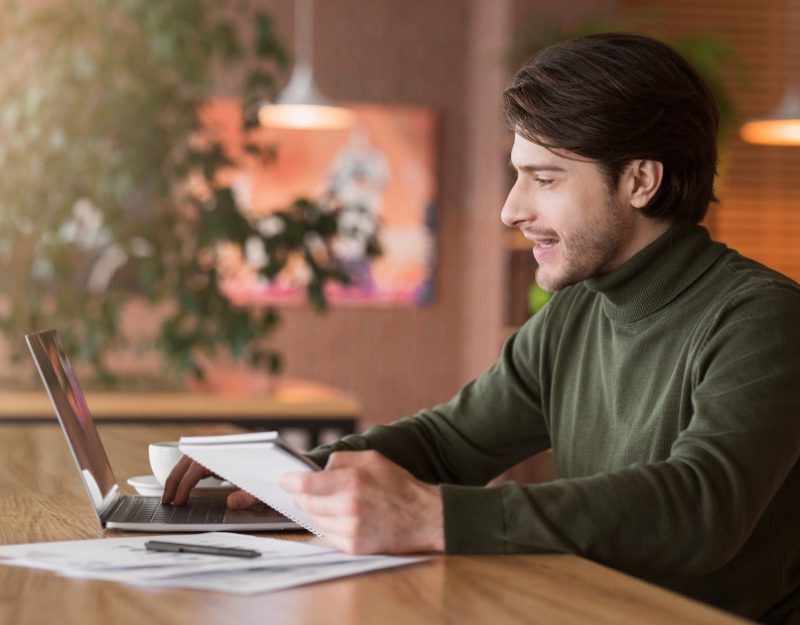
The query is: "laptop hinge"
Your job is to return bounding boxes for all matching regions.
[98,486,123,525]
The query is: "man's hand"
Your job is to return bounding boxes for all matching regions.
[161,455,257,509]
[280,450,444,555]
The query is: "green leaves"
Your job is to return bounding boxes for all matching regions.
[255,12,289,67]
[1,1,379,385]
[156,188,359,378]
[197,189,254,247]
[211,21,244,63]
[0,1,289,384]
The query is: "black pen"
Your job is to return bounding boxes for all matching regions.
[145,540,261,559]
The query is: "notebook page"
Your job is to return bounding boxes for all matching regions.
[179,441,321,535]
[179,431,279,445]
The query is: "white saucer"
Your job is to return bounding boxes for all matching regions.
[126,475,232,497]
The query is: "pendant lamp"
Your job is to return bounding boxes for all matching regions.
[740,0,800,146]
[258,0,354,130]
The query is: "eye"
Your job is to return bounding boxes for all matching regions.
[535,177,554,188]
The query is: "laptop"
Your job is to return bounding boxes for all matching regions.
[25,329,301,532]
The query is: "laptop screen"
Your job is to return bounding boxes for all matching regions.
[26,330,118,514]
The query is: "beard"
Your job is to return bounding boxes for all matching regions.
[534,195,632,293]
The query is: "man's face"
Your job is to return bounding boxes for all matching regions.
[502,134,637,293]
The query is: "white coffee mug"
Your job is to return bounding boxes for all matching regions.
[148,441,182,485]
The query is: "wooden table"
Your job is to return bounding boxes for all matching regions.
[0,424,752,625]
[0,377,361,447]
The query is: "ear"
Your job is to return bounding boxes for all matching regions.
[624,159,663,209]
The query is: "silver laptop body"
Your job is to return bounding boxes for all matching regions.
[25,329,300,532]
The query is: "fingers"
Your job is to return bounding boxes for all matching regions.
[308,516,365,554]
[161,455,193,504]
[281,465,369,496]
[161,456,213,505]
[279,450,444,554]
[281,450,387,495]
[227,490,258,509]
[172,462,213,505]
[325,450,384,470]
[292,491,360,517]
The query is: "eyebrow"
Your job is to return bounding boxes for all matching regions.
[509,160,567,173]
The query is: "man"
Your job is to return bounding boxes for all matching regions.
[164,33,800,624]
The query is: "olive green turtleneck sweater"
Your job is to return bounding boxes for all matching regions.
[308,222,800,624]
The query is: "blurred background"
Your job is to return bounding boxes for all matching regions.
[1,0,799,438]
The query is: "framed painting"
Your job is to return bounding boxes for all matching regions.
[200,100,438,307]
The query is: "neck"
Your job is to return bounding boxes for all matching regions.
[607,216,673,273]
[584,221,727,323]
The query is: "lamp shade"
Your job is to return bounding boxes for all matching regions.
[740,85,800,146]
[257,0,354,131]
[258,65,354,130]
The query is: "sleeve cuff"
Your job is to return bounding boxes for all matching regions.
[441,484,507,554]
[305,447,334,468]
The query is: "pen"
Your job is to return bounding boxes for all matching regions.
[144,540,261,559]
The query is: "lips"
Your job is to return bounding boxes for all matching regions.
[523,232,559,247]
[522,231,559,263]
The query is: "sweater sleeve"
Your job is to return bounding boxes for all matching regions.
[305,310,553,487]
[443,285,800,575]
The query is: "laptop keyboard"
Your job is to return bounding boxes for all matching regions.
[108,496,230,524]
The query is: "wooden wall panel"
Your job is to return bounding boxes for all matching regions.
[623,0,800,280]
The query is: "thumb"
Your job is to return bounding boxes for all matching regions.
[227,490,258,509]
[325,449,385,470]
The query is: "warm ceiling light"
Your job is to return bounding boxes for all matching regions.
[258,0,354,131]
[741,2,800,146]
[259,104,355,130]
[741,87,800,146]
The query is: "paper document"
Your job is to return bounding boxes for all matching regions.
[179,431,321,535]
[0,532,426,594]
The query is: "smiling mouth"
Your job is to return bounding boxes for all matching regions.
[524,233,560,263]
[524,234,559,249]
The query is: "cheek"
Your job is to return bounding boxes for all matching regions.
[556,189,608,235]
[546,204,580,240]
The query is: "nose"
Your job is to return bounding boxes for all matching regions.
[500,182,533,228]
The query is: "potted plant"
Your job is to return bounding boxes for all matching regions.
[0,0,372,387]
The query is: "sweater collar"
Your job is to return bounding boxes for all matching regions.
[582,221,726,323]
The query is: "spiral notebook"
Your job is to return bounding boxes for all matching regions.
[179,432,323,535]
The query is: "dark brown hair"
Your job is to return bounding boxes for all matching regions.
[503,33,719,223]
